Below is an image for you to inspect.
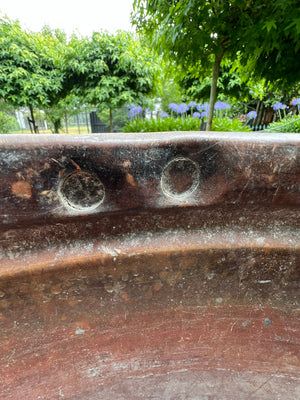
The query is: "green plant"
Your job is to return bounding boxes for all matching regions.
[211,117,251,132]
[265,116,300,133]
[122,116,250,133]
[0,112,19,133]
[122,116,200,132]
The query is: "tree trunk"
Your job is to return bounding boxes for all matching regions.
[53,119,62,133]
[206,52,224,131]
[76,113,81,134]
[256,100,265,126]
[109,107,113,133]
[29,105,38,133]
[84,107,90,133]
[64,114,69,133]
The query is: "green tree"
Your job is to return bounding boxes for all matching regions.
[0,111,19,133]
[97,107,129,132]
[237,0,300,90]
[178,61,251,104]
[63,31,157,132]
[155,60,184,112]
[0,17,65,132]
[43,95,85,133]
[133,0,300,130]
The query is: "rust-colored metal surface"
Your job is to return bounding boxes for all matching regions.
[0,132,299,399]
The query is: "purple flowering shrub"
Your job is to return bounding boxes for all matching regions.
[123,100,251,132]
[264,97,300,132]
[246,111,257,119]
[272,102,289,120]
[127,104,143,118]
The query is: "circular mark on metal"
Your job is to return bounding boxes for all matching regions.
[161,157,200,199]
[58,170,105,211]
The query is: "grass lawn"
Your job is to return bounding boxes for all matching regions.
[11,126,91,134]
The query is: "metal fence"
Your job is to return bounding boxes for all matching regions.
[11,107,129,134]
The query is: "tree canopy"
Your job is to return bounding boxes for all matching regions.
[238,0,300,88]
[63,31,158,131]
[0,17,158,133]
[178,61,251,103]
[0,17,65,131]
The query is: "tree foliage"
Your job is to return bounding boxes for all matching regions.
[63,31,158,131]
[44,95,84,133]
[178,61,251,103]
[0,18,158,133]
[0,17,65,131]
[0,111,19,133]
[237,0,300,89]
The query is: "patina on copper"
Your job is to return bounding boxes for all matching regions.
[0,132,299,399]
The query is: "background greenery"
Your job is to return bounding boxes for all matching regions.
[122,116,251,133]
[0,1,300,134]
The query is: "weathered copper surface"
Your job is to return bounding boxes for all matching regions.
[0,132,299,399]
